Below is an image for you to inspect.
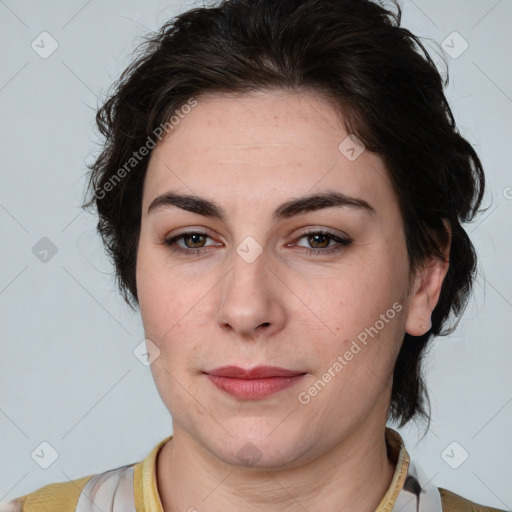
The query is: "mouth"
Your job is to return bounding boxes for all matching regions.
[204,365,307,400]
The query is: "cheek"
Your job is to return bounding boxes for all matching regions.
[137,241,183,338]
[136,241,213,357]
[305,251,408,387]
[299,250,405,336]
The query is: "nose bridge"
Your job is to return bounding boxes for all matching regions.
[216,240,285,337]
[224,242,269,305]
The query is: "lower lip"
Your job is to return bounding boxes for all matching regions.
[206,374,306,400]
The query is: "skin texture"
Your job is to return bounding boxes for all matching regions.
[136,89,450,512]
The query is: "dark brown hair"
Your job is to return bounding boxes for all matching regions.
[83,0,486,427]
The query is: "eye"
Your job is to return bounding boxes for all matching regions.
[163,231,218,255]
[293,230,352,255]
[162,229,352,257]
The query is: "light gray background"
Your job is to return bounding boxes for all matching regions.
[1,0,511,509]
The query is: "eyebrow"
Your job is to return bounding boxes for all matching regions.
[147,190,376,221]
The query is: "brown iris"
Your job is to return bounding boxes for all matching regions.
[307,233,331,248]
[183,233,207,248]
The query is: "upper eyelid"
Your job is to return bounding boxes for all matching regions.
[166,225,349,238]
[167,231,218,247]
[167,229,350,246]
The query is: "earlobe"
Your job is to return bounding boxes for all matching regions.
[419,317,432,331]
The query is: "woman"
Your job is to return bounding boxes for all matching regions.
[1,0,505,511]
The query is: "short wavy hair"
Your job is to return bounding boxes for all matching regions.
[83,0,486,427]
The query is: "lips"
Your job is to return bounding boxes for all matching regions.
[206,365,305,378]
[204,366,307,400]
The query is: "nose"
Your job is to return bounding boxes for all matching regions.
[216,247,286,339]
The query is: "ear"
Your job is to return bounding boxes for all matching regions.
[405,219,451,336]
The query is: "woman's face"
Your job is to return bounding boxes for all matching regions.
[136,89,436,468]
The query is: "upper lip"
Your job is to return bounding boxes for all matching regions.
[206,365,305,379]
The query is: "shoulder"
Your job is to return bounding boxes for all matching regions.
[0,436,170,512]
[0,460,140,512]
[439,487,508,512]
[0,474,94,512]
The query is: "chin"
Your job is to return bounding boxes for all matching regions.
[203,426,310,470]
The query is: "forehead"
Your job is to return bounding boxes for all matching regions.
[143,89,394,216]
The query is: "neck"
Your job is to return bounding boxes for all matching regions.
[156,422,396,512]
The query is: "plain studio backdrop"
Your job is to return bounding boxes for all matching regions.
[0,0,511,509]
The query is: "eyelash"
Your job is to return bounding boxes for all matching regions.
[163,230,352,256]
